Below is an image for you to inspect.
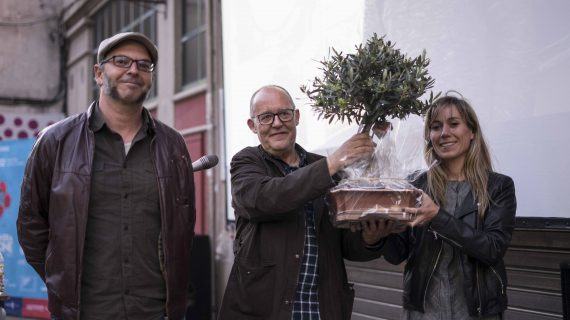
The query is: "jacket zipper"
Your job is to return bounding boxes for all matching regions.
[430,228,463,248]
[423,233,443,311]
[476,263,482,315]
[490,266,505,295]
[475,213,483,316]
[149,136,169,315]
[433,227,482,314]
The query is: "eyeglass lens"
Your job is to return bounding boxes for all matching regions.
[109,56,154,72]
[258,109,294,125]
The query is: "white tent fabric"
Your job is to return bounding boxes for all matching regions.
[222,0,570,219]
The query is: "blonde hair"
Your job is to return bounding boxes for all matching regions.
[424,94,492,218]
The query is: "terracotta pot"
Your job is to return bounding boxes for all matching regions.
[328,186,421,228]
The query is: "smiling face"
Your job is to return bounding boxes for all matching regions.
[247,87,299,160]
[94,41,153,106]
[428,104,474,169]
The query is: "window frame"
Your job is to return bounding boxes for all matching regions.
[180,0,208,88]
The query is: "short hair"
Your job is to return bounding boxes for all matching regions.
[249,85,296,117]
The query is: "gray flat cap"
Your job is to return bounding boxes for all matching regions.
[97,32,158,64]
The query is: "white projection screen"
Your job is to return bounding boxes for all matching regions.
[222,0,570,220]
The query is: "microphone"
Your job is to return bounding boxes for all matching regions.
[192,155,219,172]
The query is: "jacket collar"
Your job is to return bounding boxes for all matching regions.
[257,143,311,169]
[88,102,105,132]
[87,100,156,135]
[455,190,478,219]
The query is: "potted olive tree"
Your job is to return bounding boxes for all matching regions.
[301,34,438,227]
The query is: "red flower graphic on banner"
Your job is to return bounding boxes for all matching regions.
[0,181,9,217]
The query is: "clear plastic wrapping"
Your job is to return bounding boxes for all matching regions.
[328,117,425,228]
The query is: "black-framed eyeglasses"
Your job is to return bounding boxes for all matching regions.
[100,55,155,73]
[253,108,295,125]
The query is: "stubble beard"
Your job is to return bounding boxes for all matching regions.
[102,73,149,107]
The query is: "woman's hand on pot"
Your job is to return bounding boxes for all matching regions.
[405,192,440,227]
[352,219,407,245]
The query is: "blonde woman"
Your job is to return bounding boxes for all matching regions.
[383,94,517,319]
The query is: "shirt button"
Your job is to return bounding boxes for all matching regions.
[294,254,300,259]
[284,300,290,305]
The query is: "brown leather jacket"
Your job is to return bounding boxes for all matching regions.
[218,145,382,320]
[17,103,196,320]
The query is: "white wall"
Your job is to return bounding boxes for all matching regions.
[222,0,570,219]
[222,0,367,152]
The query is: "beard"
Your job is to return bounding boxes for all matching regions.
[102,73,150,106]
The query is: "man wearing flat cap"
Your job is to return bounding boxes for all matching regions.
[17,32,196,319]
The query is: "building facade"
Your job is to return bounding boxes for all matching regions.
[0,0,66,140]
[1,0,227,317]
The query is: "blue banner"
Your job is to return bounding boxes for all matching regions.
[0,138,47,299]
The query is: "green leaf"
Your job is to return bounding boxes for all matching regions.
[301,32,439,127]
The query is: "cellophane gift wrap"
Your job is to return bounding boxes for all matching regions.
[328,118,426,228]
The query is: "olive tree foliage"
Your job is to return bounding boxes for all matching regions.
[301,34,440,133]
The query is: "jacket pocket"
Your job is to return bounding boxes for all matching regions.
[481,265,507,312]
[45,234,56,266]
[489,266,505,297]
[173,155,192,205]
[227,257,276,318]
[45,235,63,301]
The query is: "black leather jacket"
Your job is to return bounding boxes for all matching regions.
[17,103,196,319]
[383,172,516,317]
